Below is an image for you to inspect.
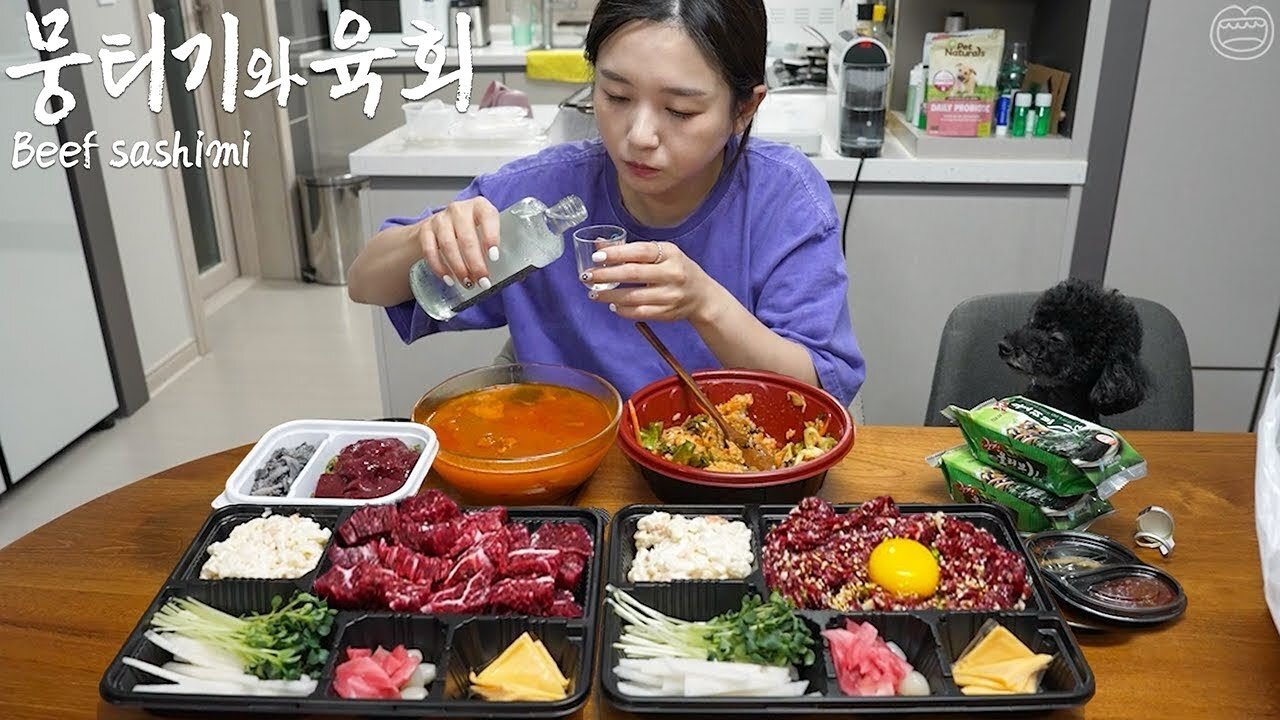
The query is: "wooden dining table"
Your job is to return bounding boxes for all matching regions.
[1,425,1277,719]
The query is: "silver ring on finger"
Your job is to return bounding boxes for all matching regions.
[652,241,664,264]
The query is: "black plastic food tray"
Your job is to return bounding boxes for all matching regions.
[100,503,607,718]
[600,503,1096,714]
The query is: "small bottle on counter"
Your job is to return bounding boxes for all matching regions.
[510,1,534,47]
[410,195,588,321]
[1010,92,1032,137]
[917,64,929,129]
[871,3,891,43]
[994,41,1028,137]
[856,4,874,36]
[906,63,925,127]
[1034,92,1053,136]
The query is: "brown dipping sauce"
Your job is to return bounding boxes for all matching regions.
[1089,575,1176,608]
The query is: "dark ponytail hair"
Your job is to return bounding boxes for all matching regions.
[584,0,767,172]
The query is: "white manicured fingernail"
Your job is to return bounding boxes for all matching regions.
[443,275,455,287]
[478,277,492,290]
[488,246,500,262]
[592,250,607,263]
[609,303,617,313]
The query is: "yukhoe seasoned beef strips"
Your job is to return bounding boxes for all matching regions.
[763,496,1031,611]
[314,490,590,618]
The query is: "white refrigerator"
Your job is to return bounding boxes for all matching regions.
[0,3,119,489]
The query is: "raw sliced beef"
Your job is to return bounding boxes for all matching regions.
[504,523,532,550]
[398,489,460,525]
[477,532,510,576]
[383,579,436,612]
[548,589,584,618]
[339,505,399,546]
[376,543,449,585]
[532,523,592,558]
[326,542,381,568]
[441,544,495,589]
[314,564,363,608]
[395,517,459,557]
[556,553,586,590]
[505,548,561,578]
[425,568,493,613]
[488,576,555,614]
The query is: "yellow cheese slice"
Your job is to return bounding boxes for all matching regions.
[472,680,567,702]
[953,655,1054,693]
[529,639,570,688]
[952,625,1036,673]
[961,684,1017,696]
[470,632,571,701]
[476,632,537,682]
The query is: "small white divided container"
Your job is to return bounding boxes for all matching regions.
[212,420,439,508]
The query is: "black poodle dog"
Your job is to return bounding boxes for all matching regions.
[998,278,1150,424]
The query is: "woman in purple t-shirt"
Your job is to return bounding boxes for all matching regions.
[348,0,865,407]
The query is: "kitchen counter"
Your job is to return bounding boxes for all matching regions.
[349,94,1087,186]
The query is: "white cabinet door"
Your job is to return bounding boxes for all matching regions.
[1194,369,1266,433]
[843,183,1072,425]
[0,24,119,482]
[1105,4,1280,369]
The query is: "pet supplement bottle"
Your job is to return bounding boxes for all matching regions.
[1034,92,1052,136]
[906,63,925,127]
[1010,92,1032,137]
[410,195,587,321]
[994,42,1027,137]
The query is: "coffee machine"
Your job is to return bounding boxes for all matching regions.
[827,32,891,157]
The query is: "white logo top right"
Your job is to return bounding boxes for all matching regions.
[1211,5,1275,60]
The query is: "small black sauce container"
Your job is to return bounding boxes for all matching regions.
[1024,531,1187,628]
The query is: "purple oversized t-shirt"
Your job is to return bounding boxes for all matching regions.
[382,137,866,407]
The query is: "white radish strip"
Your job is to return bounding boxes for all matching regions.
[616,681,668,697]
[144,631,242,671]
[161,662,254,684]
[407,649,424,662]
[254,679,319,695]
[613,666,663,687]
[132,683,247,696]
[886,641,907,661]
[124,657,240,690]
[737,680,810,698]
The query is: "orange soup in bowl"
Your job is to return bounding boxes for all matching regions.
[427,383,613,459]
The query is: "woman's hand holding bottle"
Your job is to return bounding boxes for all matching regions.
[415,197,502,290]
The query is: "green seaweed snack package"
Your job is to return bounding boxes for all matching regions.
[943,396,1147,499]
[930,445,1115,533]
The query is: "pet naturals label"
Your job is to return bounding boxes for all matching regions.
[943,41,989,58]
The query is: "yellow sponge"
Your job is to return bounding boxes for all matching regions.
[525,49,593,83]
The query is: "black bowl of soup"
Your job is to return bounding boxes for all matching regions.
[412,363,622,505]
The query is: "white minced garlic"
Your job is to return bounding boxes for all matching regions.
[627,511,754,582]
[199,512,332,580]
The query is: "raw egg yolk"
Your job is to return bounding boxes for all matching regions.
[867,538,941,598]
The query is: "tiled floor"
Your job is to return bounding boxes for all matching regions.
[0,280,384,549]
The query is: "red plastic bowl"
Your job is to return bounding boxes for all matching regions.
[617,369,856,503]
